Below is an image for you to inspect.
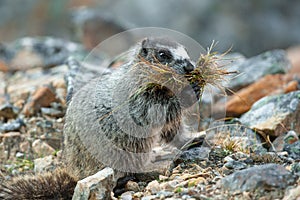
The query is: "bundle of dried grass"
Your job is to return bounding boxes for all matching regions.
[186,44,235,95]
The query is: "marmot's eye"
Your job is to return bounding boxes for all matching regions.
[157,50,173,62]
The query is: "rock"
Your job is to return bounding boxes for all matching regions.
[160,180,181,191]
[271,130,299,152]
[0,131,20,140]
[240,91,300,136]
[19,141,30,152]
[283,185,300,200]
[156,191,174,198]
[219,164,296,193]
[174,147,210,165]
[132,192,143,198]
[141,195,157,200]
[284,80,299,93]
[0,43,13,72]
[291,162,300,176]
[283,140,300,160]
[23,85,58,116]
[250,152,285,165]
[120,191,133,200]
[125,180,140,192]
[0,60,9,72]
[224,152,251,164]
[287,45,300,74]
[32,139,55,156]
[159,175,168,181]
[146,180,161,194]
[0,131,21,142]
[6,64,68,105]
[8,37,86,71]
[216,74,299,117]
[15,152,24,158]
[226,50,291,91]
[41,107,64,118]
[0,118,24,133]
[10,48,44,71]
[72,167,115,200]
[187,177,207,187]
[34,155,56,173]
[0,131,21,158]
[223,160,247,170]
[0,103,19,119]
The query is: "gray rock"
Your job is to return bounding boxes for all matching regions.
[32,139,55,156]
[226,50,291,91]
[291,162,300,176]
[156,191,174,198]
[146,180,161,194]
[240,91,300,136]
[13,37,86,69]
[141,195,157,200]
[41,107,64,118]
[224,160,247,170]
[0,118,24,133]
[0,131,21,159]
[219,164,296,193]
[283,140,300,160]
[271,130,299,152]
[120,191,134,200]
[34,155,56,173]
[174,147,210,165]
[1,37,87,72]
[283,185,300,200]
[72,167,115,200]
[15,152,24,158]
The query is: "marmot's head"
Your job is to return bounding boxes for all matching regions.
[138,38,195,75]
[134,37,200,108]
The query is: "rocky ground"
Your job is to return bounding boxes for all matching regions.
[0,35,300,200]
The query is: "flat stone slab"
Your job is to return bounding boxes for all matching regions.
[219,163,296,193]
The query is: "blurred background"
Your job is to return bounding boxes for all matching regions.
[0,0,299,56]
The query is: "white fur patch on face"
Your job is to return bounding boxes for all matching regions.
[155,42,191,61]
[172,45,190,60]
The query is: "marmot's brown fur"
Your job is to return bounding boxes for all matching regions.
[0,38,199,199]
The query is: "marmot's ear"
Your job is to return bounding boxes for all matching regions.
[141,38,149,48]
[140,38,149,57]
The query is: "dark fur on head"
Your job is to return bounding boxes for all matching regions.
[138,38,195,74]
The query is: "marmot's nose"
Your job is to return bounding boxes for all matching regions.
[182,59,195,73]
